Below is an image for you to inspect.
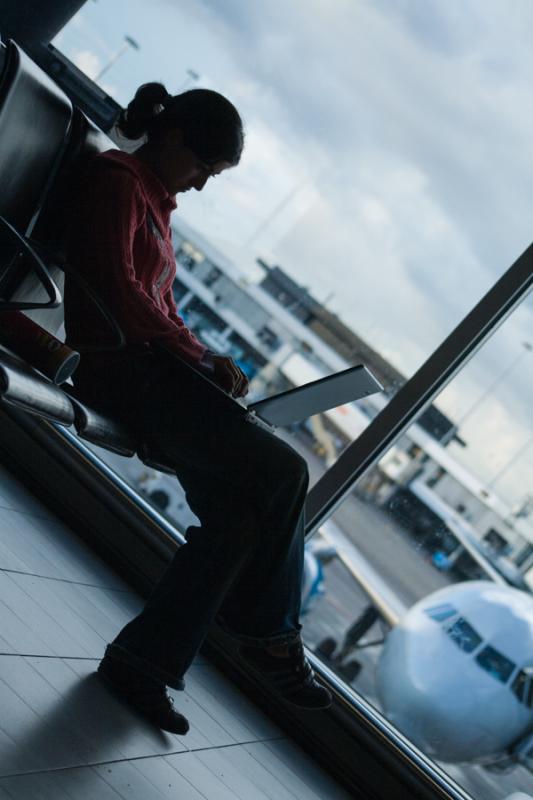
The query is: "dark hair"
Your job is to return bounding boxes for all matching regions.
[116,82,244,166]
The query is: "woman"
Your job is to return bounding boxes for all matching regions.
[65,83,331,734]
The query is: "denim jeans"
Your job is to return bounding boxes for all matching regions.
[77,349,309,690]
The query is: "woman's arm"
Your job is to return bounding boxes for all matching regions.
[70,167,206,363]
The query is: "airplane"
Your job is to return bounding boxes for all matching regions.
[313,519,533,772]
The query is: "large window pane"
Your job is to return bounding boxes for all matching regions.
[51,5,533,795]
[53,2,533,470]
[303,296,533,799]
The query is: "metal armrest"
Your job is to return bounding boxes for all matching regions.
[0,216,61,311]
[28,240,126,351]
[0,348,74,425]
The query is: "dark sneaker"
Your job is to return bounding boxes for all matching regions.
[239,638,332,710]
[97,655,189,735]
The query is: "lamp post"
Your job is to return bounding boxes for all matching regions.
[458,340,533,427]
[178,68,200,93]
[94,35,140,82]
[487,431,533,490]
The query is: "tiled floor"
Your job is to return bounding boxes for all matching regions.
[0,462,351,799]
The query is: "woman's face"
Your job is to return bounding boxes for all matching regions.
[157,128,232,195]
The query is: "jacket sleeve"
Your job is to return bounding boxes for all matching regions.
[72,167,206,363]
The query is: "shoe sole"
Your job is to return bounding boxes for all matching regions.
[96,667,189,734]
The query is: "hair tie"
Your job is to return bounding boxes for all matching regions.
[153,103,165,116]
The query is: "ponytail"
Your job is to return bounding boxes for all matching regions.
[116,82,170,140]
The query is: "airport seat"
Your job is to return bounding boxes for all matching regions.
[0,38,178,475]
[0,40,72,235]
[0,39,70,311]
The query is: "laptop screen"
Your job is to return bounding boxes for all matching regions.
[249,365,382,427]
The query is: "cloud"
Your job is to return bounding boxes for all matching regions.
[72,49,101,79]
[188,2,533,331]
[194,0,533,271]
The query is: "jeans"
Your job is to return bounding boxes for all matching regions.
[77,349,309,689]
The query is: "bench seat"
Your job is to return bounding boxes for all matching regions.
[0,40,177,476]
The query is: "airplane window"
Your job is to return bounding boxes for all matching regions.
[475,645,516,685]
[512,670,533,708]
[444,617,482,654]
[424,603,457,622]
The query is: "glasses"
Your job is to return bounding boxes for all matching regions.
[193,154,226,177]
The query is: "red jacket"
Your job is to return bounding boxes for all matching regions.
[64,149,206,364]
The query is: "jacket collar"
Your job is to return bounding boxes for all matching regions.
[98,149,177,220]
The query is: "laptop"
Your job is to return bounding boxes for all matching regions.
[248,364,382,428]
[154,343,383,431]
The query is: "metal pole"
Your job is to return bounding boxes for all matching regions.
[456,340,532,426]
[94,35,140,83]
[177,68,200,93]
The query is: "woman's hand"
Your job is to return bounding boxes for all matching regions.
[211,355,249,398]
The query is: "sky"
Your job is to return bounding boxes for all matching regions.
[54,0,533,506]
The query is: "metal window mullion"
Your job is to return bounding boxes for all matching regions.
[305,243,533,535]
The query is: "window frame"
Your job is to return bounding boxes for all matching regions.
[305,246,533,532]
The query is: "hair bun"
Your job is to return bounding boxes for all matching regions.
[116,82,170,139]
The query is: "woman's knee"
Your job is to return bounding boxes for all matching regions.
[254,446,309,514]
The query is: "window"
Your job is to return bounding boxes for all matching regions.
[424,603,457,623]
[512,669,533,708]
[175,242,203,272]
[427,467,446,489]
[445,618,483,654]
[54,5,533,798]
[484,528,510,555]
[257,325,281,352]
[425,605,483,653]
[475,646,516,685]
[203,266,222,289]
[54,2,518,442]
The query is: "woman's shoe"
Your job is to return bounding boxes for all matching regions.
[97,655,189,735]
[239,637,332,710]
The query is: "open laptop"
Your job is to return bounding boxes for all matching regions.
[155,343,383,431]
[248,363,382,429]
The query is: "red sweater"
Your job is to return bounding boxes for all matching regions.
[64,149,206,364]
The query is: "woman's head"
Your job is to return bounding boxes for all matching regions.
[116,82,244,194]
